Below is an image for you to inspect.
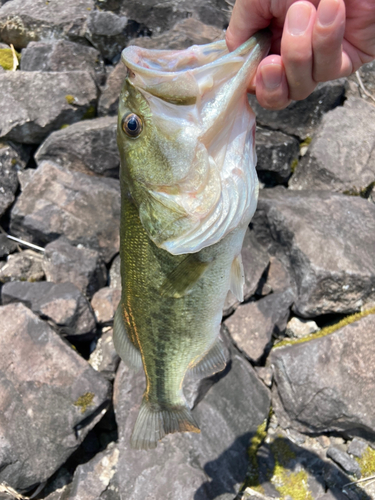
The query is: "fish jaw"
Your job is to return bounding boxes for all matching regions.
[118,31,270,255]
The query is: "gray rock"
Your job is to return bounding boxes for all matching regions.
[0,249,44,283]
[0,302,111,491]
[289,98,375,193]
[1,281,96,337]
[0,71,98,144]
[270,312,375,442]
[255,127,299,186]
[10,161,120,263]
[0,142,27,217]
[327,446,361,477]
[98,61,127,117]
[348,438,368,458]
[129,18,224,51]
[89,328,120,381]
[91,287,121,325]
[225,290,294,364]
[17,168,35,191]
[347,60,375,104]
[223,229,270,316]
[257,256,293,296]
[119,0,231,32]
[0,0,94,49]
[249,80,347,139]
[251,188,375,316]
[109,254,121,289]
[42,238,107,298]
[69,443,120,500]
[35,117,119,178]
[0,234,17,259]
[20,40,105,86]
[85,10,128,61]
[113,349,270,500]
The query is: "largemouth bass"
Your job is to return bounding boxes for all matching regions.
[114,31,270,450]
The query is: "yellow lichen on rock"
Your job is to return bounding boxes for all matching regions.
[0,48,21,70]
[74,392,95,413]
[356,446,375,478]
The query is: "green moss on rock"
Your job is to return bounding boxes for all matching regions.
[82,105,96,120]
[274,305,375,349]
[65,94,76,105]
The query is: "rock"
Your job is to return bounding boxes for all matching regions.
[251,188,375,317]
[1,281,96,337]
[257,256,292,296]
[85,10,128,61]
[129,18,224,50]
[0,71,98,144]
[225,290,295,364]
[69,442,120,500]
[285,317,319,339]
[327,447,361,477]
[10,162,120,263]
[248,80,347,139]
[0,302,111,491]
[348,438,368,458]
[89,328,120,381]
[0,234,17,259]
[0,142,27,217]
[0,0,94,49]
[239,488,275,500]
[289,98,375,193]
[0,249,44,283]
[17,168,35,191]
[254,366,273,388]
[270,312,375,443]
[20,40,105,86]
[347,60,375,104]
[119,0,232,32]
[91,287,121,324]
[113,348,270,500]
[42,238,107,298]
[98,61,127,117]
[109,254,121,289]
[35,117,119,178]
[255,127,299,186]
[223,228,269,316]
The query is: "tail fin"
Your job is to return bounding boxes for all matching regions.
[131,398,200,450]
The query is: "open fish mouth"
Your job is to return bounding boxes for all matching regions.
[119,32,271,255]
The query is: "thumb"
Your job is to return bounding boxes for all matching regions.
[226,0,273,51]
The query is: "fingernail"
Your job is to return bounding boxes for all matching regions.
[260,64,283,90]
[318,0,339,26]
[287,2,312,35]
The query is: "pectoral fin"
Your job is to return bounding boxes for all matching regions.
[160,254,210,298]
[229,254,244,302]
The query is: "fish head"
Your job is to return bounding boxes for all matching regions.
[117,31,271,254]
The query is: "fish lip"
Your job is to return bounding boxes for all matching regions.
[121,29,271,79]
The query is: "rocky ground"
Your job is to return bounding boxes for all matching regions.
[0,1,375,499]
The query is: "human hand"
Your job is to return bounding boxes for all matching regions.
[226,0,375,109]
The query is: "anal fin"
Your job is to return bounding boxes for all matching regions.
[230,254,244,302]
[113,304,143,371]
[160,254,210,298]
[188,338,227,380]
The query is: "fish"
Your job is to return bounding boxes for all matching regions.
[114,31,271,450]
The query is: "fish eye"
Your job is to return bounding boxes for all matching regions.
[122,113,143,138]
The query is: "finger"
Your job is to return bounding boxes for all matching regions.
[226,0,272,51]
[312,0,346,81]
[254,55,291,110]
[281,1,317,101]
